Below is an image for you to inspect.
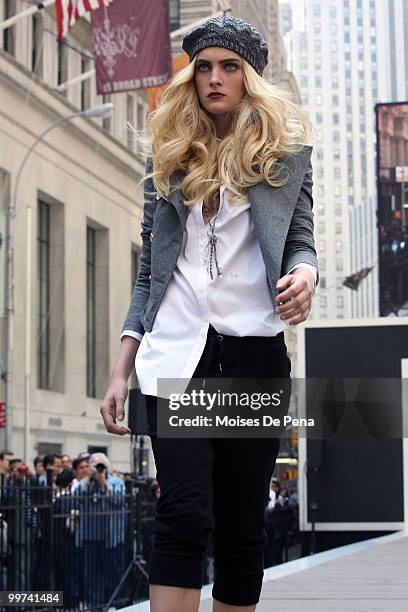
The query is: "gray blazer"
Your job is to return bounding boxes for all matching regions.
[121,144,319,336]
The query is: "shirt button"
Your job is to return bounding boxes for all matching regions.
[156,194,160,200]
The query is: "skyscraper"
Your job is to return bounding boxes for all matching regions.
[280,0,382,319]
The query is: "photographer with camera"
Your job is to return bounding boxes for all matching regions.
[73,452,126,607]
[74,453,111,493]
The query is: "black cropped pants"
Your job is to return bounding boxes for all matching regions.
[144,324,291,606]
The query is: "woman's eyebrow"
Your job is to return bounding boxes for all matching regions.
[196,58,242,64]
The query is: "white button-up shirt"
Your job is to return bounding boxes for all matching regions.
[121,186,317,398]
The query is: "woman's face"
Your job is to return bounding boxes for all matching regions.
[194,47,245,124]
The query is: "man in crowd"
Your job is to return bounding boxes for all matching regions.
[0,451,14,477]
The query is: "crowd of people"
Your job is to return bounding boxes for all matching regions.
[0,449,161,500]
[0,449,159,608]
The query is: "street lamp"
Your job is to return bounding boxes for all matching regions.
[5,102,114,462]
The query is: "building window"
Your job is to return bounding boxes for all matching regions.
[87,227,96,398]
[127,94,134,151]
[86,223,109,399]
[335,223,342,235]
[318,221,325,233]
[336,259,343,271]
[37,200,50,390]
[37,196,65,392]
[320,295,327,308]
[170,0,180,32]
[3,0,16,55]
[337,296,344,308]
[32,13,44,77]
[318,240,326,252]
[102,94,112,132]
[319,258,326,271]
[57,39,68,91]
[335,240,342,253]
[81,56,91,110]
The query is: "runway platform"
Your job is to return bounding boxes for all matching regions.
[126,528,408,611]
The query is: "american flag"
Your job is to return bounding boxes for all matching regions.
[56,0,112,40]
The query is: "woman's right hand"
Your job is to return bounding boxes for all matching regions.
[100,376,132,435]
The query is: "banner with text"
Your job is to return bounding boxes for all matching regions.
[91,0,172,95]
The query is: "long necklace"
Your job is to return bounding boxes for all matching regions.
[206,194,223,280]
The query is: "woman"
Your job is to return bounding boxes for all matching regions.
[100,15,318,612]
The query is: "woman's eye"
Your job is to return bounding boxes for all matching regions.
[197,63,238,71]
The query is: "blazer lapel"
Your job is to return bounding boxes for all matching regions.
[167,145,311,226]
[167,169,189,228]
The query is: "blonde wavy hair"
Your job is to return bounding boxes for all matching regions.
[133,55,314,207]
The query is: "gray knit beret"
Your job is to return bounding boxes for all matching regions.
[182,15,268,76]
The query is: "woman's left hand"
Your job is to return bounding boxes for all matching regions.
[275,268,315,325]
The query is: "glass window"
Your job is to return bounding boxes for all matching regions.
[37,200,50,390]
[127,94,134,150]
[32,13,44,77]
[86,227,96,398]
